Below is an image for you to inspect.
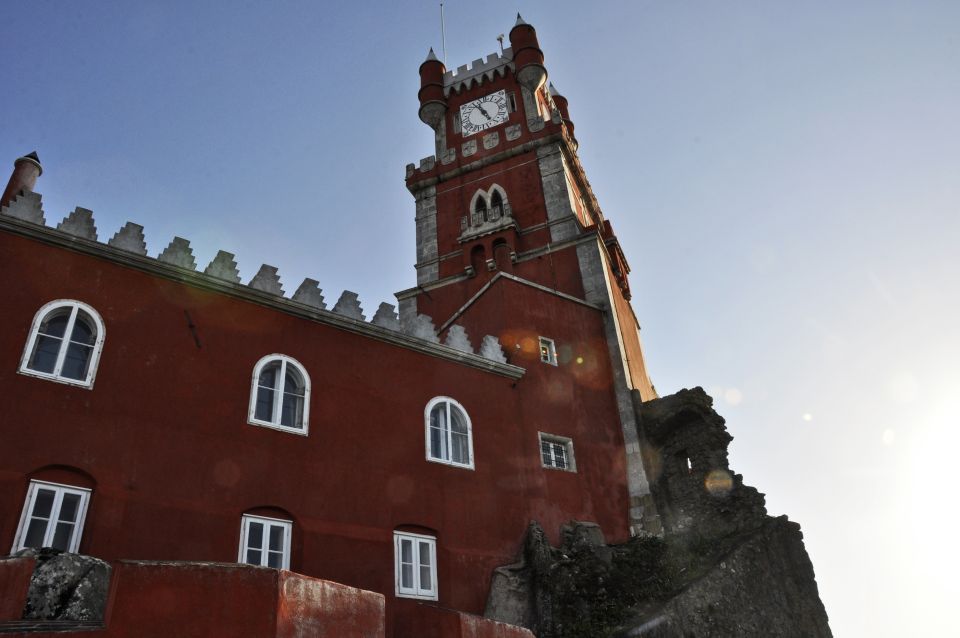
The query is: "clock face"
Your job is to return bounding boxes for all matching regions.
[460,90,509,136]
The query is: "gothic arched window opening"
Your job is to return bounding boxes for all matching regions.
[425,397,474,469]
[248,354,311,434]
[19,299,105,388]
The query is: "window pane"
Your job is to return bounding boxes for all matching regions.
[419,565,432,590]
[280,393,303,428]
[418,541,432,568]
[69,314,97,345]
[541,441,553,466]
[554,444,567,469]
[246,549,262,565]
[247,522,264,550]
[255,387,275,422]
[400,539,413,564]
[449,407,468,435]
[267,550,283,569]
[258,363,279,389]
[60,343,93,380]
[28,335,62,373]
[451,431,470,464]
[23,519,48,549]
[58,493,81,523]
[38,312,70,338]
[429,405,447,460]
[401,564,413,589]
[51,521,75,551]
[31,489,56,518]
[268,525,284,552]
[283,369,303,395]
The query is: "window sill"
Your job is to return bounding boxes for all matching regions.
[17,367,95,389]
[426,456,475,471]
[247,418,310,437]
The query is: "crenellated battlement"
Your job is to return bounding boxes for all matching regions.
[0,189,520,378]
[443,48,514,95]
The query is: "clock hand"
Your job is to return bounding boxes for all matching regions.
[477,104,492,120]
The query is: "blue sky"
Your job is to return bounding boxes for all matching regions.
[4,2,959,635]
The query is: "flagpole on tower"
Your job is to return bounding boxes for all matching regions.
[440,1,447,65]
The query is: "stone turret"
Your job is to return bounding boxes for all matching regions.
[1,152,42,209]
[418,48,447,130]
[509,14,547,93]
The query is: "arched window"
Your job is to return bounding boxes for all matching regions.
[490,189,504,221]
[473,196,488,224]
[425,397,474,469]
[248,354,310,434]
[19,300,105,388]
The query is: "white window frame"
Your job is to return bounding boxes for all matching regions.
[539,432,576,472]
[247,354,311,435]
[539,336,558,366]
[394,531,438,600]
[238,514,292,570]
[12,480,92,553]
[424,396,475,470]
[18,299,106,389]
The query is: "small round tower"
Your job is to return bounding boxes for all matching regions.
[509,14,547,93]
[549,83,576,144]
[418,48,447,130]
[1,152,42,209]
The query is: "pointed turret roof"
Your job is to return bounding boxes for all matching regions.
[515,13,529,27]
[424,47,439,63]
[548,82,561,97]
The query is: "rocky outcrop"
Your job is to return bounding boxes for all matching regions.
[17,548,110,621]
[484,388,831,638]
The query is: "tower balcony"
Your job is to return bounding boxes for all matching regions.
[459,203,518,242]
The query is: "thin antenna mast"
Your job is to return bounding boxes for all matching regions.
[440,1,447,65]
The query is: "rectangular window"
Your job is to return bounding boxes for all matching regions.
[453,112,461,135]
[394,531,437,600]
[539,433,576,472]
[539,336,557,366]
[239,514,291,570]
[13,481,91,553]
[508,92,517,113]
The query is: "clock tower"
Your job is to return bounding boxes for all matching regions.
[399,15,661,533]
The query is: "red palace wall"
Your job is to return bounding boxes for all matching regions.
[0,225,632,634]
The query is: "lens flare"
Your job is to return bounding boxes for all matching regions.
[705,469,733,497]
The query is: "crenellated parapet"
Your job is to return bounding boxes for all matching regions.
[0,188,518,376]
[443,48,514,96]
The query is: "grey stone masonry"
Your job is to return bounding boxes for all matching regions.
[371,302,401,331]
[444,324,473,353]
[441,148,457,165]
[462,139,478,157]
[414,185,439,285]
[537,144,580,242]
[107,222,148,255]
[157,237,196,270]
[576,237,653,530]
[402,313,440,343]
[1,190,45,225]
[292,278,326,309]
[419,156,436,172]
[505,124,522,141]
[332,290,365,321]
[203,250,241,283]
[482,132,500,150]
[520,86,546,132]
[479,335,508,363]
[57,207,98,241]
[248,264,284,295]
